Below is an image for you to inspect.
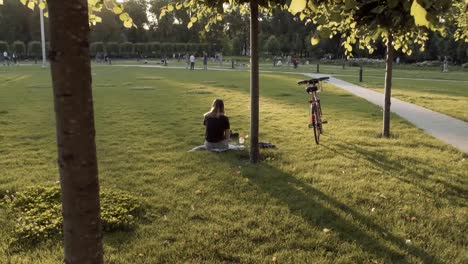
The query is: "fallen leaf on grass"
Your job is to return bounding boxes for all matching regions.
[323,228,331,233]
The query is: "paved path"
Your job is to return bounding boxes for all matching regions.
[304,73,468,153]
[111,64,468,153]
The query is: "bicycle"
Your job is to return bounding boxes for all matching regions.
[297,76,329,144]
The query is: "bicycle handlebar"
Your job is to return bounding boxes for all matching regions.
[297,76,330,85]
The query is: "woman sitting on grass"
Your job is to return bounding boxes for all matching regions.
[203,98,230,150]
[190,98,231,151]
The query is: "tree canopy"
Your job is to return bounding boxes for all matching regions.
[0,0,135,28]
[293,0,456,57]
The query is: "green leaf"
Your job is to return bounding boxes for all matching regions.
[113,6,123,15]
[299,13,306,21]
[119,13,129,21]
[188,22,193,29]
[410,0,429,28]
[20,0,26,5]
[38,2,46,10]
[311,36,320,46]
[27,1,35,10]
[288,0,306,15]
[124,20,132,28]
[167,4,174,11]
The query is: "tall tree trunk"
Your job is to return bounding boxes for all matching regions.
[48,0,103,263]
[250,0,259,163]
[383,33,394,138]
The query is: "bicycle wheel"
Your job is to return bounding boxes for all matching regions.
[312,105,320,144]
[316,100,323,134]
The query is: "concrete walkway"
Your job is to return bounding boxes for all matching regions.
[304,73,468,153]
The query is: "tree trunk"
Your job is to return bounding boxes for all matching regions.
[383,33,394,138]
[48,0,103,263]
[250,0,260,163]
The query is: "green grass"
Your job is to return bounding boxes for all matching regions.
[0,66,467,263]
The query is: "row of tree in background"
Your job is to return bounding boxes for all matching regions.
[1,0,467,63]
[0,40,217,59]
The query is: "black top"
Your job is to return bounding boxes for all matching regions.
[204,115,230,143]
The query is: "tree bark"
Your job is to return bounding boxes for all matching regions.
[48,0,103,263]
[383,33,394,138]
[250,0,260,163]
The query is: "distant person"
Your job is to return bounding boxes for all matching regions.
[443,56,449,72]
[396,56,400,64]
[3,51,9,66]
[292,58,299,68]
[12,53,17,65]
[203,53,208,70]
[190,54,195,70]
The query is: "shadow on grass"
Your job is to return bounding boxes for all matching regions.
[323,143,467,207]
[220,153,436,263]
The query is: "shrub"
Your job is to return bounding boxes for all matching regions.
[160,42,172,56]
[0,41,9,53]
[12,41,26,56]
[415,60,442,67]
[90,42,105,56]
[28,41,42,60]
[1,186,146,247]
[149,42,161,57]
[134,42,147,56]
[119,42,134,58]
[105,42,119,57]
[174,43,185,54]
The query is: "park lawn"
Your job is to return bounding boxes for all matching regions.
[0,66,467,263]
[337,75,468,122]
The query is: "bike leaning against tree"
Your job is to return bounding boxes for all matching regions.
[297,77,329,144]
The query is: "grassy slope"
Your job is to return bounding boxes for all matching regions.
[0,66,466,263]
[113,60,468,121]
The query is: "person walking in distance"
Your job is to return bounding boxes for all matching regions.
[3,51,9,66]
[190,54,195,70]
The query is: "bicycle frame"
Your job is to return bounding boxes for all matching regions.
[309,91,321,125]
[298,76,328,144]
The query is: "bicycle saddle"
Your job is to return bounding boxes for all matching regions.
[306,85,318,93]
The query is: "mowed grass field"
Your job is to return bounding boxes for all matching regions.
[114,60,468,121]
[0,66,467,263]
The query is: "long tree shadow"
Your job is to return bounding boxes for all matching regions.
[322,143,467,207]
[227,158,438,263]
